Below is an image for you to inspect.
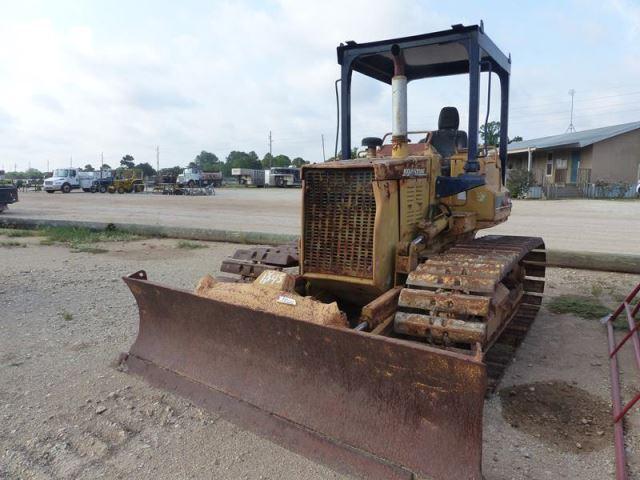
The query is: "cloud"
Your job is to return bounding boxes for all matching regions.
[0,1,639,171]
[130,88,197,110]
[32,94,65,113]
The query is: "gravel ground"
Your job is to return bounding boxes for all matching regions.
[1,235,639,479]
[6,190,640,254]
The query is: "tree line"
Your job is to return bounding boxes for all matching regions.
[3,150,310,180]
[4,127,524,181]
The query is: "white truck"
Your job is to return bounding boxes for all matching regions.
[44,169,111,193]
[177,167,223,187]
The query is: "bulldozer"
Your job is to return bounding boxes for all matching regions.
[121,24,545,480]
[108,168,145,194]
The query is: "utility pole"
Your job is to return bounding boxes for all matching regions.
[321,134,326,161]
[566,89,576,133]
[70,155,73,167]
[101,152,104,169]
[47,159,49,173]
[156,145,160,173]
[268,131,273,156]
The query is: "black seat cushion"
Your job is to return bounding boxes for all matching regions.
[431,107,467,158]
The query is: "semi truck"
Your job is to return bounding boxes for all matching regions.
[177,167,223,187]
[44,169,112,193]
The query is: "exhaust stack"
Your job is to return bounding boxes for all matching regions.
[391,44,408,158]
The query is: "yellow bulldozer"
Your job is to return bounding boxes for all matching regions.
[122,24,545,480]
[108,168,145,194]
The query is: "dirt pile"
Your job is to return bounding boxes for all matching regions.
[499,380,613,453]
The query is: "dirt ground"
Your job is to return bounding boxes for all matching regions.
[1,234,639,479]
[6,190,640,255]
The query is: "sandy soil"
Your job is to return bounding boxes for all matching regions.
[6,190,640,255]
[1,234,639,479]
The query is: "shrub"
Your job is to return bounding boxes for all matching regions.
[506,168,536,198]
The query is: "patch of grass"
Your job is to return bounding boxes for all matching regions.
[590,283,603,297]
[0,228,41,238]
[611,291,640,306]
[60,311,73,321]
[176,240,208,250]
[70,245,109,254]
[548,295,611,320]
[42,226,139,245]
[0,241,27,248]
[36,225,141,252]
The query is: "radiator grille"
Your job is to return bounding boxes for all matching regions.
[303,168,376,278]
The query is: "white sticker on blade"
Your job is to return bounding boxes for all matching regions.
[277,295,297,306]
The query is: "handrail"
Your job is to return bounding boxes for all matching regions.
[603,282,640,480]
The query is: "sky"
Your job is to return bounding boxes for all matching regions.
[0,0,639,172]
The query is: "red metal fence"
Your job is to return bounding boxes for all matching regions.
[604,282,640,480]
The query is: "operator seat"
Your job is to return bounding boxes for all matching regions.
[430,107,468,158]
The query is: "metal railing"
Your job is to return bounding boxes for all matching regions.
[577,168,592,187]
[602,282,640,480]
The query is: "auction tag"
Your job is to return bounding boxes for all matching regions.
[277,295,297,306]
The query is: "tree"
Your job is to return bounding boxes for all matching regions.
[272,154,291,167]
[261,153,274,169]
[135,162,156,177]
[326,147,358,161]
[193,151,220,171]
[83,164,95,172]
[479,121,501,146]
[120,155,135,169]
[24,168,44,179]
[160,166,183,178]
[291,157,308,167]
[509,135,523,144]
[100,164,111,171]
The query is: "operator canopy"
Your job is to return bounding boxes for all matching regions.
[336,23,512,184]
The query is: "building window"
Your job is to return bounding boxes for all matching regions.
[546,153,553,175]
[556,158,567,169]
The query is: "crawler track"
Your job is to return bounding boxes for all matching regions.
[395,235,546,393]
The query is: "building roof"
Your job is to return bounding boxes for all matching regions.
[508,121,640,153]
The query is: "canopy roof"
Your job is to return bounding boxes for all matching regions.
[337,24,511,84]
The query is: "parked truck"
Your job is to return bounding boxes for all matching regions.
[44,169,112,193]
[44,168,80,193]
[177,167,223,187]
[0,171,18,212]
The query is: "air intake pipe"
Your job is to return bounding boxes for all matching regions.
[391,44,408,158]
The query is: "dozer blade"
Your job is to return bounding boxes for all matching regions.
[122,271,486,480]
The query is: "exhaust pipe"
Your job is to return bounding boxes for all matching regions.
[391,44,408,158]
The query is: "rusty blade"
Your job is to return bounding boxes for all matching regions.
[123,272,486,480]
